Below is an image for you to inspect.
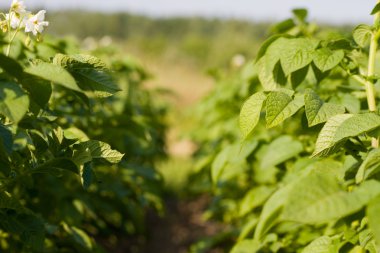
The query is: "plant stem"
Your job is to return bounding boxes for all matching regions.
[367,1,380,148]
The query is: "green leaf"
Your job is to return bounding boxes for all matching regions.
[239,186,275,217]
[256,37,289,90]
[256,35,284,62]
[211,141,258,183]
[231,240,261,253]
[266,92,304,128]
[313,48,344,72]
[283,174,380,224]
[356,149,380,183]
[353,24,372,48]
[254,182,293,240]
[32,158,79,174]
[367,195,380,252]
[371,3,380,15]
[81,163,94,190]
[290,65,309,88]
[271,19,295,34]
[279,38,319,76]
[73,140,124,164]
[292,9,308,22]
[63,223,93,250]
[256,57,286,91]
[20,74,52,108]
[0,82,29,123]
[0,53,24,78]
[25,61,81,92]
[54,54,120,97]
[305,89,346,127]
[301,236,340,253]
[72,68,119,97]
[0,212,45,251]
[260,136,303,169]
[54,54,108,70]
[239,92,266,139]
[312,113,380,157]
[0,124,12,154]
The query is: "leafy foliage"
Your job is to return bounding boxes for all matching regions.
[189,7,380,253]
[0,22,167,252]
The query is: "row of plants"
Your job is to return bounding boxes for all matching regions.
[190,5,380,253]
[0,1,167,252]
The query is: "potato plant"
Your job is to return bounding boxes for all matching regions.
[191,5,380,253]
[0,1,167,252]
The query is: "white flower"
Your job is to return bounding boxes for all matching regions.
[24,10,49,36]
[11,0,27,14]
[5,12,23,29]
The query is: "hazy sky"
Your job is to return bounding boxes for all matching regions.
[0,0,375,24]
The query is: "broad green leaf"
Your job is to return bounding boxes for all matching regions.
[254,182,293,240]
[239,186,275,217]
[312,113,380,157]
[256,37,289,90]
[239,92,266,138]
[339,93,360,114]
[266,92,304,128]
[0,53,24,78]
[256,35,284,62]
[260,136,303,169]
[231,239,262,253]
[305,89,346,127]
[279,38,319,76]
[356,149,380,183]
[32,158,78,174]
[313,48,344,72]
[290,65,309,88]
[353,24,372,47]
[283,174,380,224]
[71,68,119,97]
[0,82,29,123]
[255,160,341,240]
[256,57,286,91]
[302,236,340,253]
[20,74,52,108]
[367,195,380,251]
[25,61,81,92]
[211,141,258,183]
[54,54,119,97]
[74,140,124,164]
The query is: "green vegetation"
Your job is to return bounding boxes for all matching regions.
[190,6,380,253]
[3,1,380,253]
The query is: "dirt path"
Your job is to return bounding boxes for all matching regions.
[144,196,225,253]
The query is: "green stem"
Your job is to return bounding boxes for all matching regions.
[367,1,380,148]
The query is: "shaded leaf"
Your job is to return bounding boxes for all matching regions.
[305,89,345,127]
[260,136,303,169]
[0,82,29,123]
